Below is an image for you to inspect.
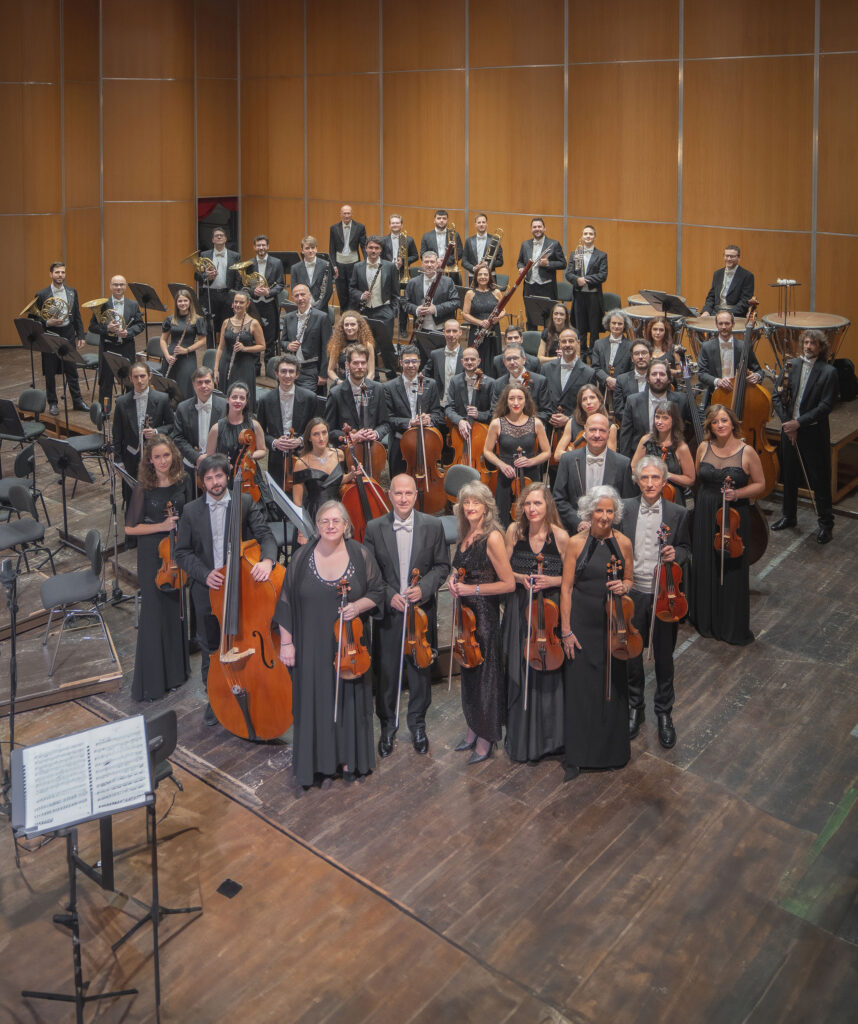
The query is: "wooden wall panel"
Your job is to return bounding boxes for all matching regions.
[568,62,678,223]
[101,0,194,78]
[1,215,63,328]
[470,0,563,67]
[815,234,858,364]
[383,0,464,70]
[380,205,466,247]
[2,0,60,81]
[240,0,303,76]
[103,201,196,304]
[383,71,465,210]
[241,77,304,198]
[197,78,239,197]
[63,0,98,82]
[102,81,194,202]
[469,68,563,215]
[196,0,238,77]
[307,74,379,204]
[241,198,306,255]
[308,200,383,257]
[64,81,100,210]
[569,0,678,63]
[64,206,102,305]
[683,58,813,231]
[821,0,858,52]
[307,1,378,76]
[0,85,62,215]
[818,54,858,236]
[684,0,814,59]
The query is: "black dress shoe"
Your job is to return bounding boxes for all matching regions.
[72,400,90,412]
[203,703,218,727]
[564,765,580,782]
[49,404,59,416]
[377,733,394,758]
[771,517,797,531]
[629,707,645,739]
[467,743,494,766]
[412,726,429,755]
[454,735,476,752]
[657,713,676,749]
[816,526,833,545]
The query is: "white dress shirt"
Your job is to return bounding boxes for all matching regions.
[211,248,228,288]
[632,498,662,594]
[585,449,606,491]
[393,512,414,594]
[206,493,231,568]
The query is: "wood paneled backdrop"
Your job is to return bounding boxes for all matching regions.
[2,0,857,362]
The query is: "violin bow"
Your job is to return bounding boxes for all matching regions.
[720,477,730,586]
[394,582,411,731]
[648,524,670,662]
[333,578,349,723]
[523,566,536,712]
[447,571,462,692]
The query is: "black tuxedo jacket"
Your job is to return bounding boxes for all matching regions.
[445,372,496,425]
[491,351,541,378]
[325,378,390,444]
[542,359,596,415]
[617,497,691,581]
[696,337,761,400]
[403,274,460,324]
[349,260,400,309]
[552,447,636,531]
[289,259,333,310]
[364,511,450,621]
[279,307,332,379]
[197,248,241,291]
[618,390,689,457]
[252,255,285,308]
[591,337,633,385]
[772,358,838,441]
[384,376,444,436]
[173,394,228,466]
[516,237,566,282]
[112,389,174,466]
[87,298,145,349]
[425,345,463,384]
[490,371,551,421]
[329,221,367,263]
[35,284,85,338]
[564,247,608,293]
[613,370,649,421]
[462,235,504,275]
[380,233,419,271]
[257,384,319,482]
[419,230,463,267]
[702,266,755,316]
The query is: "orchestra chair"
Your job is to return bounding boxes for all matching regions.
[65,404,108,493]
[440,464,480,546]
[145,336,163,373]
[0,392,48,458]
[0,444,50,524]
[556,280,574,304]
[602,291,622,314]
[77,332,101,399]
[522,331,542,357]
[0,484,56,575]
[202,349,217,373]
[40,528,116,676]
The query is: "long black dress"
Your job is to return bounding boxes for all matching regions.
[452,534,504,743]
[468,289,501,374]
[642,438,687,507]
[161,315,206,400]
[503,533,565,762]
[564,536,630,771]
[126,483,190,701]
[274,539,385,787]
[495,416,537,526]
[218,320,258,410]
[293,461,345,525]
[689,445,754,645]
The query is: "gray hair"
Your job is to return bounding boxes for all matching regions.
[578,485,624,522]
[633,455,669,482]
[602,309,631,333]
[454,481,503,541]
[315,499,353,539]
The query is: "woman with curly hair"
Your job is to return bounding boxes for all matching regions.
[326,311,376,387]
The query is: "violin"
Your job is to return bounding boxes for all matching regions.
[521,370,531,391]
[509,445,533,519]
[333,578,371,680]
[653,524,688,623]
[525,553,564,672]
[605,554,643,662]
[234,426,261,502]
[339,423,391,542]
[404,568,433,669]
[659,443,677,504]
[400,373,447,514]
[451,567,483,671]
[155,500,187,592]
[715,474,744,584]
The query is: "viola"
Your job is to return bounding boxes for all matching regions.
[339,423,391,542]
[605,554,643,661]
[525,553,564,672]
[653,524,688,623]
[659,443,677,504]
[333,578,371,680]
[155,500,187,592]
[234,426,261,503]
[400,373,447,514]
[451,567,483,670]
[404,568,433,669]
[715,475,744,584]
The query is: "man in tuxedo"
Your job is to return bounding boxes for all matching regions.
[247,234,285,363]
[553,412,636,531]
[384,345,444,476]
[591,310,633,401]
[462,212,504,283]
[196,227,240,343]
[349,235,399,375]
[279,283,331,390]
[174,453,277,725]
[173,367,227,497]
[491,325,541,378]
[490,343,551,423]
[403,251,461,334]
[617,456,691,749]
[424,319,463,404]
[325,343,390,447]
[329,204,367,312]
[700,244,755,318]
[419,209,463,283]
[613,340,652,422]
[381,214,419,336]
[517,217,566,329]
[542,328,596,440]
[113,361,174,507]
[619,361,688,457]
[771,329,839,544]
[289,236,333,313]
[696,311,761,404]
[33,261,88,415]
[257,354,318,486]
[445,347,496,432]
[566,224,608,354]
[364,474,449,757]
[89,275,145,405]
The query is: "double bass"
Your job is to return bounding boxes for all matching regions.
[400,374,447,513]
[339,423,391,542]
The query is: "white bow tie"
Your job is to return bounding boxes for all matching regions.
[640,504,661,516]
[393,519,413,533]
[196,402,211,412]
[587,455,604,466]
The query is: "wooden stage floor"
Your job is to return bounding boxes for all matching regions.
[1,346,858,1022]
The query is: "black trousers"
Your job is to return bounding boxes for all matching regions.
[42,324,83,405]
[374,610,433,735]
[256,300,278,362]
[335,261,358,311]
[523,281,557,330]
[626,587,678,715]
[780,427,833,528]
[203,287,232,348]
[363,304,397,376]
[98,338,135,404]
[573,291,603,351]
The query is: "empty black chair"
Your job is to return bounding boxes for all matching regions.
[0,392,47,454]
[0,444,50,524]
[0,485,55,574]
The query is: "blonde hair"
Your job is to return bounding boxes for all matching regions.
[454,481,503,542]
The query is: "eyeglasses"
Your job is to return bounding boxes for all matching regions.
[318,518,344,527]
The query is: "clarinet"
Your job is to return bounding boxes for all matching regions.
[359,263,384,314]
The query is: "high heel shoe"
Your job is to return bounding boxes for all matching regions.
[467,743,494,766]
[454,735,477,752]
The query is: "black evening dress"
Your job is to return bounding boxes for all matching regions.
[642,438,686,506]
[293,461,345,525]
[126,483,190,702]
[503,532,565,762]
[495,416,537,525]
[564,535,630,771]
[468,289,501,374]
[689,445,754,645]
[211,417,271,507]
[219,320,258,410]
[161,315,206,400]
[274,539,384,788]
[452,534,504,743]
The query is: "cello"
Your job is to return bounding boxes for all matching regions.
[351,381,388,479]
[339,423,391,542]
[207,457,293,742]
[447,368,495,488]
[234,426,261,503]
[400,373,447,513]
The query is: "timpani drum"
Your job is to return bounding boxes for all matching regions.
[627,292,686,307]
[683,316,759,358]
[762,312,850,361]
[620,304,683,339]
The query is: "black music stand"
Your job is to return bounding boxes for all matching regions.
[37,437,95,554]
[103,350,134,397]
[524,295,555,329]
[413,330,445,365]
[149,369,183,406]
[273,250,299,277]
[42,331,87,433]
[14,317,53,389]
[639,290,696,318]
[167,281,203,315]
[266,472,317,539]
[129,281,167,356]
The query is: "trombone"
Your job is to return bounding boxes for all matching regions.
[229,259,267,292]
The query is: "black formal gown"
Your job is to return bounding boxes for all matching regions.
[211,418,271,508]
[564,536,631,771]
[293,462,344,525]
[468,289,501,374]
[126,483,190,702]
[161,315,206,400]
[218,321,258,410]
[689,446,754,645]
[503,533,565,762]
[452,534,504,743]
[642,438,687,507]
[274,539,385,787]
[495,416,537,525]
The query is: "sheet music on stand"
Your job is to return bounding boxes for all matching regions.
[265,472,317,539]
[638,290,696,318]
[11,716,152,839]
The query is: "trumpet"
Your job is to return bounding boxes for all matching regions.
[183,249,217,275]
[229,259,267,292]
[572,234,586,278]
[20,296,68,321]
[398,228,410,285]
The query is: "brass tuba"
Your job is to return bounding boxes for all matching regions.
[19,296,68,321]
[183,249,216,275]
[229,259,266,292]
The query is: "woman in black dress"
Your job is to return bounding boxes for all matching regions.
[276,500,385,791]
[503,483,569,763]
[644,315,681,378]
[631,400,695,505]
[159,288,207,400]
[462,263,504,373]
[482,384,551,525]
[124,435,190,702]
[205,382,266,471]
[551,382,618,460]
[559,486,634,781]
[689,404,764,645]
[537,302,571,364]
[449,482,515,764]
[326,311,377,387]
[214,290,265,410]
[291,417,351,543]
